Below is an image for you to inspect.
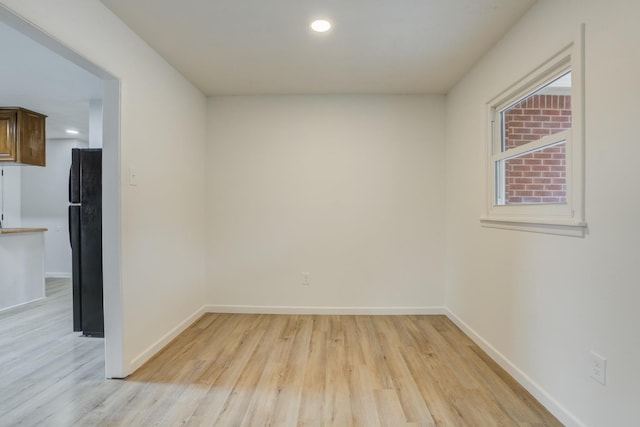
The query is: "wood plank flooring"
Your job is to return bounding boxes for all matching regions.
[0,278,562,426]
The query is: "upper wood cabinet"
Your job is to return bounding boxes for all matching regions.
[0,107,47,167]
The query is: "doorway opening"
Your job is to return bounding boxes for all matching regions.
[0,6,123,378]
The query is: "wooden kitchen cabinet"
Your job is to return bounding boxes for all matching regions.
[0,107,47,166]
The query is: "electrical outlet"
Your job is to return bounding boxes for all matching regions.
[302,272,310,286]
[589,351,606,385]
[128,167,138,186]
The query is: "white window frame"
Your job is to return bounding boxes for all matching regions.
[481,27,586,237]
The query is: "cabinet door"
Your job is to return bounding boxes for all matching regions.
[0,110,17,161]
[17,109,46,166]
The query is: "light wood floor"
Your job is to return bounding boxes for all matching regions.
[0,279,562,426]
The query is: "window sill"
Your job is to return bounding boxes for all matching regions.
[480,217,587,237]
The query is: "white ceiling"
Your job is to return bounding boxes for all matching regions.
[0,21,102,142]
[0,1,535,144]
[100,0,536,95]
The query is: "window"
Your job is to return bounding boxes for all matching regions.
[482,34,586,237]
[497,71,570,206]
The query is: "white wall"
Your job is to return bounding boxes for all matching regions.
[4,2,638,423]
[207,95,446,311]
[0,0,208,375]
[20,138,87,277]
[89,99,103,149]
[445,0,640,425]
[0,165,20,227]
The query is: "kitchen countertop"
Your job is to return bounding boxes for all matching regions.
[0,228,48,234]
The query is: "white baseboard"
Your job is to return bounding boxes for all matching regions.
[0,297,46,313]
[204,305,446,315]
[128,306,206,373]
[45,272,72,278]
[444,309,585,427]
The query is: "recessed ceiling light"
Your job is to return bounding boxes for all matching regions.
[310,19,331,33]
[66,129,79,135]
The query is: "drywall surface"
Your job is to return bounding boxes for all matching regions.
[207,95,446,311]
[0,232,45,311]
[444,0,640,425]
[21,138,87,277]
[0,164,20,227]
[0,0,208,375]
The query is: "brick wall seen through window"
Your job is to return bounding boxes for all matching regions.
[503,94,571,204]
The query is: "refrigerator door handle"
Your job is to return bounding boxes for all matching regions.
[69,149,81,204]
[68,206,72,249]
[69,204,83,332]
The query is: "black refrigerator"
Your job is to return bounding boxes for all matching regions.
[68,148,104,337]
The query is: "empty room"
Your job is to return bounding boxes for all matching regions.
[0,0,639,426]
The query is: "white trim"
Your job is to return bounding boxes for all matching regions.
[480,218,587,237]
[102,78,124,379]
[128,305,206,374]
[0,5,116,80]
[492,131,568,162]
[204,305,446,316]
[0,5,125,380]
[0,297,46,313]
[444,308,586,427]
[492,56,571,116]
[483,25,586,234]
[45,272,72,278]
[487,50,573,220]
